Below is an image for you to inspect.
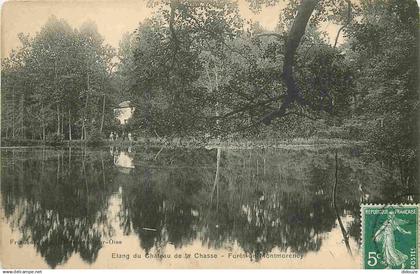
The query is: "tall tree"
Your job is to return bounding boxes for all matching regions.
[1,16,116,142]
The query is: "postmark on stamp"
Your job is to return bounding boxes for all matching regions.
[361,204,419,269]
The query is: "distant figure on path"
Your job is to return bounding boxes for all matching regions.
[128,132,132,143]
[109,132,114,141]
[115,133,119,141]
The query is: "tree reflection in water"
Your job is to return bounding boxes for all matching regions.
[1,148,117,268]
[1,146,416,267]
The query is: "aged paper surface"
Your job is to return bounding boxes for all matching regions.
[1,0,418,269]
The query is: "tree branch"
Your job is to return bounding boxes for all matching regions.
[262,0,318,125]
[181,9,254,62]
[169,0,180,69]
[284,111,318,121]
[213,94,284,120]
[334,0,352,48]
[255,32,284,40]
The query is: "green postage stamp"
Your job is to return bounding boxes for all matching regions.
[362,204,419,269]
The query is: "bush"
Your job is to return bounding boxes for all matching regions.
[86,130,106,147]
[47,133,64,146]
[0,138,42,146]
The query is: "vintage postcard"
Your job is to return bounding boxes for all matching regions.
[0,0,418,270]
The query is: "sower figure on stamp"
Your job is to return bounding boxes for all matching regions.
[373,209,411,269]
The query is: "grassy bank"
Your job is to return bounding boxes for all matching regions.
[1,137,365,149]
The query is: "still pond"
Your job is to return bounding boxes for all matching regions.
[0,146,414,268]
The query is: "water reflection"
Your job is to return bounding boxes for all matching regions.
[0,146,417,268]
[1,148,117,268]
[112,147,135,173]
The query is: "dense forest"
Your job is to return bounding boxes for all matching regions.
[1,1,418,184]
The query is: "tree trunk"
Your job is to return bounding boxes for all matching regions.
[12,86,15,138]
[81,98,89,140]
[101,151,105,186]
[68,145,72,170]
[20,94,24,138]
[57,105,60,135]
[333,151,353,256]
[57,152,60,182]
[41,101,45,141]
[82,65,90,140]
[81,119,85,140]
[100,94,105,133]
[262,0,318,124]
[68,109,72,141]
[42,147,45,173]
[54,58,60,136]
[61,111,64,135]
[211,148,221,204]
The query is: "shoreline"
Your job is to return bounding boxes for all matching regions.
[0,137,365,150]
